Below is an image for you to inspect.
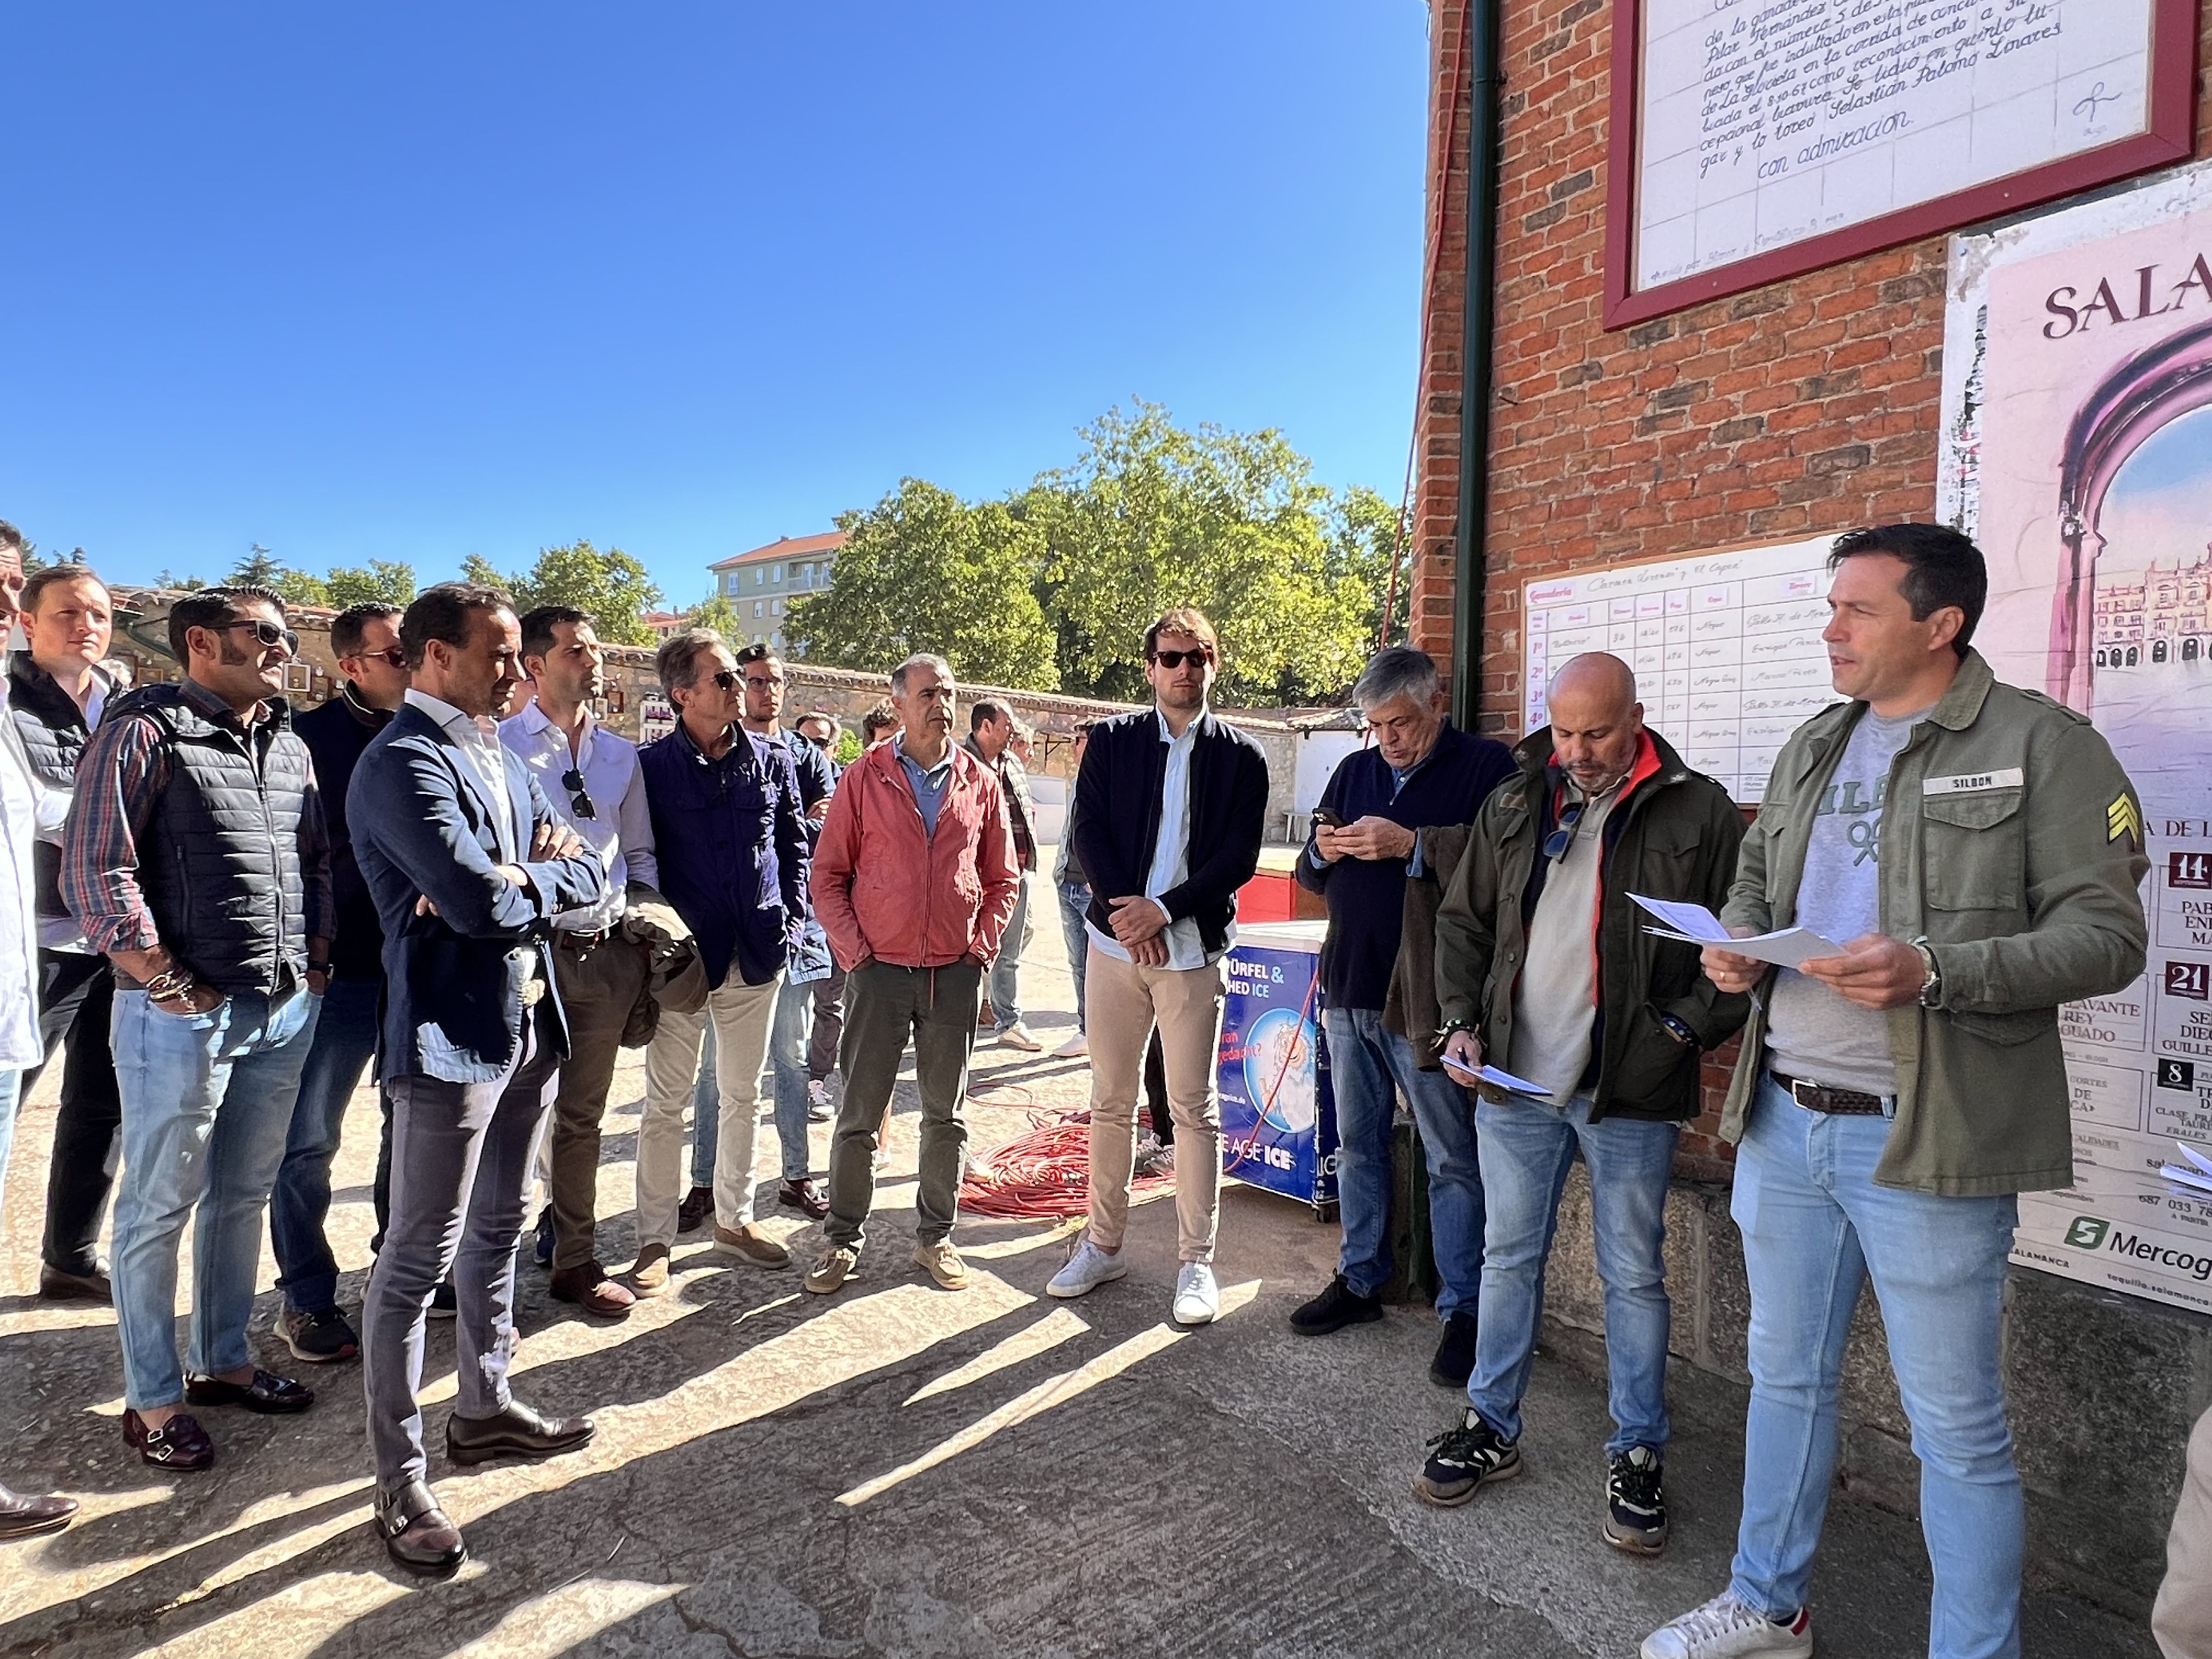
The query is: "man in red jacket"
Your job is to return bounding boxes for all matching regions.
[806,653,1019,1295]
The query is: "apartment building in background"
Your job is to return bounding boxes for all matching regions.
[708,529,846,651]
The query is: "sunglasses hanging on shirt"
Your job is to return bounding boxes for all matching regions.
[561,767,597,820]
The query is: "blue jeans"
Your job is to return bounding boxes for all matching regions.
[691,1029,719,1190]
[0,1066,20,1239]
[1059,882,1091,1031]
[109,986,321,1410]
[269,977,381,1313]
[1466,1090,1677,1454]
[1323,1007,1486,1319]
[988,872,1031,1029]
[766,972,815,1182]
[1730,1074,2022,1658]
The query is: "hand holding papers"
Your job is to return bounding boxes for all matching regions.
[1628,894,1844,970]
[1440,1054,1554,1098]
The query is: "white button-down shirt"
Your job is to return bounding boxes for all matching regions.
[500,699,657,932]
[406,688,520,861]
[1088,708,1216,971]
[0,678,47,1068]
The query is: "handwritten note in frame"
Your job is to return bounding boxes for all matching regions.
[1601,0,2199,328]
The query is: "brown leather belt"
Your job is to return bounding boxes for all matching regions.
[1772,1072,1886,1116]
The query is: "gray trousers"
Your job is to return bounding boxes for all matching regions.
[362,1007,560,1492]
[825,960,981,1251]
[808,963,847,1084]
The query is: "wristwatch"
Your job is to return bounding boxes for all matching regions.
[1909,936,1943,1009]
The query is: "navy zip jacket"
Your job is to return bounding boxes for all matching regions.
[1071,709,1269,960]
[295,687,394,983]
[1296,722,1514,1011]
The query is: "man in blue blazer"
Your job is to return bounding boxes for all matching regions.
[348,582,607,1576]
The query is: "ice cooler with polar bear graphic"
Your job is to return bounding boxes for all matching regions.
[1216,921,1339,1216]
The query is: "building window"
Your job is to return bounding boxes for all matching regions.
[771,597,782,616]
[753,600,764,618]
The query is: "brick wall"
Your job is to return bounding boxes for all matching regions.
[1414,0,2212,1168]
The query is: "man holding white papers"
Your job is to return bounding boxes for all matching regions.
[1420,652,1747,1561]
[1646,526,2147,1659]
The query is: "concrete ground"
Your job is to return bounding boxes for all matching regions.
[0,877,2160,1658]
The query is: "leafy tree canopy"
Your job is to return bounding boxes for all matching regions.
[788,479,1058,691]
[326,561,419,611]
[461,541,663,645]
[683,593,744,637]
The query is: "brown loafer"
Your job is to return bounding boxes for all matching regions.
[547,1263,636,1319]
[375,1479,466,1576]
[713,1222,791,1267]
[184,1368,315,1414]
[776,1177,831,1220]
[123,1409,215,1471]
[630,1243,672,1297]
[0,1481,78,1539]
[446,1400,595,1466]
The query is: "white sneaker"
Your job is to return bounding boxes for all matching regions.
[995,1022,1043,1052]
[1046,1238,1127,1299]
[1172,1262,1220,1326]
[1641,1593,1813,1659]
[807,1080,833,1121]
[1050,1031,1089,1059]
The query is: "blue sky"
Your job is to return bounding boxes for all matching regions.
[1,4,1429,607]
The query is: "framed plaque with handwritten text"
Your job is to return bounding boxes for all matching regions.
[1602,0,2199,328]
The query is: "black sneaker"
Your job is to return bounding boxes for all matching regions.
[1429,1308,1479,1387]
[279,1306,360,1363]
[1414,1407,1521,1507]
[1289,1274,1385,1336]
[1605,1445,1669,1555]
[533,1205,556,1268]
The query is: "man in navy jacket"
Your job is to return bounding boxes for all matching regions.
[1046,608,1268,1327]
[1289,646,1515,1387]
[349,583,607,1577]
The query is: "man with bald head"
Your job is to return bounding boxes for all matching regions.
[1418,652,1747,1559]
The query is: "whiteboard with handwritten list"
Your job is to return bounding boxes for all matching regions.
[1605,0,2196,326]
[1522,537,1844,803]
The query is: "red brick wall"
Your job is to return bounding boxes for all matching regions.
[1413,0,2212,1168]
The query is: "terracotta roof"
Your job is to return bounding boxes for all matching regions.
[708,531,847,573]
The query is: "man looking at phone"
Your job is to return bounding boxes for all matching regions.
[1422,651,1746,1559]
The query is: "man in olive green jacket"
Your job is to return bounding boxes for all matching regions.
[1646,524,2148,1659]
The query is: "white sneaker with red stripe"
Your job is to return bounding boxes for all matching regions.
[1640,1593,1813,1659]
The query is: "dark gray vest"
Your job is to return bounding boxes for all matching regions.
[128,685,315,995]
[7,653,107,929]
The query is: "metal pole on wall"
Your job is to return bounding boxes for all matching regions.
[1451,0,1503,731]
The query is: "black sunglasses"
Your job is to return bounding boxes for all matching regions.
[214,619,300,654]
[352,647,407,669]
[708,669,741,691]
[1150,647,1213,670]
[1542,798,1587,862]
[561,767,597,821]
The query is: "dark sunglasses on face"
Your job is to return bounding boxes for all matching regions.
[1150,647,1212,670]
[1542,797,1588,862]
[709,669,741,691]
[561,766,597,821]
[216,619,300,654]
[353,647,407,670]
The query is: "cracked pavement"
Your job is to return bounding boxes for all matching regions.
[0,931,2158,1657]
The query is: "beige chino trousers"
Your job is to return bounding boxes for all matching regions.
[1084,943,1226,1263]
[2158,1404,2212,1657]
[637,973,781,1248]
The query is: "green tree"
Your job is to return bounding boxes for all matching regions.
[458,541,663,645]
[684,593,744,636]
[1027,403,1375,705]
[154,568,208,592]
[228,543,287,588]
[788,479,1058,690]
[1327,484,1409,650]
[325,560,419,610]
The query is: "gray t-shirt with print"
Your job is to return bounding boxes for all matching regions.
[1763,704,1927,1097]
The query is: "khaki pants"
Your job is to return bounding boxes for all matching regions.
[1084,944,1226,1263]
[2158,1405,2212,1657]
[637,972,780,1247]
[545,933,648,1272]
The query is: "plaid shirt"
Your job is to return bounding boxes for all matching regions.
[61,676,335,958]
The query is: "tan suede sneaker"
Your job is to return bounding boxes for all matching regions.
[712,1223,790,1268]
[912,1238,969,1290]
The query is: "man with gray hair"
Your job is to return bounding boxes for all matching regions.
[805,653,1019,1295]
[1289,645,1513,1385]
[1420,652,1746,1559]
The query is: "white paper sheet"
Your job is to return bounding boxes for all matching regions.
[1440,1056,1554,1098]
[1628,893,1844,969]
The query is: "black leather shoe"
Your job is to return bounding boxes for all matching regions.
[1289,1274,1386,1336]
[374,1480,466,1576]
[446,1400,596,1466]
[1430,1308,1480,1387]
[38,1262,111,1303]
[0,1481,78,1539]
[185,1368,316,1414]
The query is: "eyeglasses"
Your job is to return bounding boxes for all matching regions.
[709,669,741,691]
[1149,647,1213,670]
[214,619,300,654]
[1542,798,1588,862]
[561,766,597,821]
[351,647,407,670]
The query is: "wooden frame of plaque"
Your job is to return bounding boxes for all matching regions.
[1602,0,2200,329]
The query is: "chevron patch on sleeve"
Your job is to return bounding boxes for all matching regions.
[2107,794,2143,849]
